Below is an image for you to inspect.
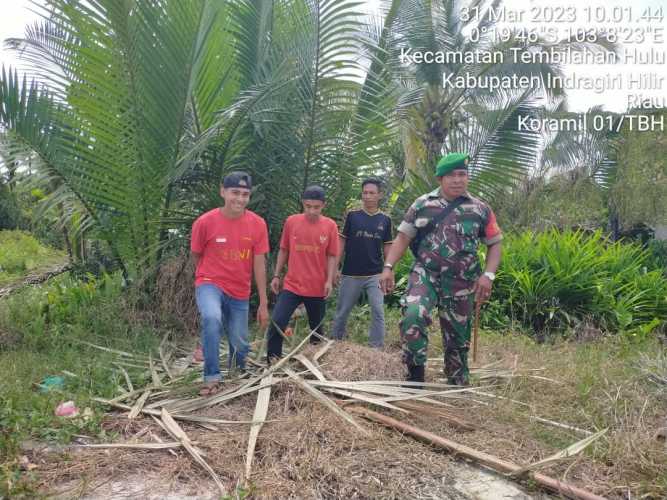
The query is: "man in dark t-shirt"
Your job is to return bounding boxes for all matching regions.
[331,178,392,347]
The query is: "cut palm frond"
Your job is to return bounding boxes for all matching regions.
[245,373,273,481]
[160,409,226,496]
[512,428,608,476]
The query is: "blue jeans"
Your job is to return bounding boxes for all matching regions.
[195,284,249,382]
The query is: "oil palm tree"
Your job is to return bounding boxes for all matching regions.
[0,0,389,275]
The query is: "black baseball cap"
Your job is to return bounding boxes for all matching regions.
[222,171,252,190]
[302,185,326,202]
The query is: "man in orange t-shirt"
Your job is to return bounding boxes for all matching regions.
[266,185,340,359]
[191,171,269,395]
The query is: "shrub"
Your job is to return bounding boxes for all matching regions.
[492,230,667,336]
[0,272,127,352]
[646,239,667,275]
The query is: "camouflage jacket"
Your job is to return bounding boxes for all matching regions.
[397,188,502,296]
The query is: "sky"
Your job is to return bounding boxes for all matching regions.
[0,0,665,112]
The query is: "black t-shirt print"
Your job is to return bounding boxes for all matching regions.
[341,210,393,276]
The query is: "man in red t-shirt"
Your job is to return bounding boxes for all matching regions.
[266,185,340,359]
[191,171,269,395]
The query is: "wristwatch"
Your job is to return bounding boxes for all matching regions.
[483,271,496,281]
[383,263,393,270]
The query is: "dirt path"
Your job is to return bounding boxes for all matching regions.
[52,462,547,499]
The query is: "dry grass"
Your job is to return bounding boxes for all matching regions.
[154,252,199,337]
[29,311,667,499]
[37,343,467,499]
[427,332,667,499]
[304,343,405,382]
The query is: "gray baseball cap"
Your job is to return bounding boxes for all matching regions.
[222,171,252,190]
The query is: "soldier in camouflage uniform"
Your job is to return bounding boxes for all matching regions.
[380,153,502,385]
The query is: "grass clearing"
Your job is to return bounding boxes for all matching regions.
[483,335,666,497]
[0,274,166,497]
[0,230,66,287]
[343,306,666,497]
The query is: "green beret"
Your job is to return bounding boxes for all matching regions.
[435,153,470,177]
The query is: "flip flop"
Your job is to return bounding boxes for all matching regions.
[199,382,222,397]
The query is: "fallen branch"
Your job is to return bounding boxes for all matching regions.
[73,340,150,361]
[512,428,608,476]
[529,416,594,437]
[0,262,71,299]
[320,387,409,413]
[283,366,369,436]
[159,344,174,381]
[166,375,281,413]
[177,327,319,413]
[149,354,162,387]
[149,424,178,457]
[469,390,532,407]
[351,407,606,500]
[309,381,450,407]
[293,354,327,382]
[114,364,134,393]
[128,390,151,419]
[93,397,277,425]
[312,340,334,363]
[74,442,185,450]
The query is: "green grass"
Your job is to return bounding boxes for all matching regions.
[0,273,164,497]
[0,230,66,287]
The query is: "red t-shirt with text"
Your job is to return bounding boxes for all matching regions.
[191,208,269,300]
[280,214,340,297]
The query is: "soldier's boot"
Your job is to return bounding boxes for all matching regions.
[446,374,469,386]
[406,364,425,389]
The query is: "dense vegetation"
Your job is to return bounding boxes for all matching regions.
[489,230,667,336]
[0,0,617,277]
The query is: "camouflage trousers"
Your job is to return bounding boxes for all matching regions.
[400,269,474,385]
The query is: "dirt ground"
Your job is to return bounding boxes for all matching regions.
[51,461,543,499]
[23,341,664,499]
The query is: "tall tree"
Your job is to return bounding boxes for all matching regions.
[376,0,614,203]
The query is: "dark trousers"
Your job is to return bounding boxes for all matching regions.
[266,290,326,358]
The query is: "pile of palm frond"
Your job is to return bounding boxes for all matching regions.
[42,324,608,499]
[85,329,486,497]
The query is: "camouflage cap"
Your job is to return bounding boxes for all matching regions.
[435,153,470,177]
